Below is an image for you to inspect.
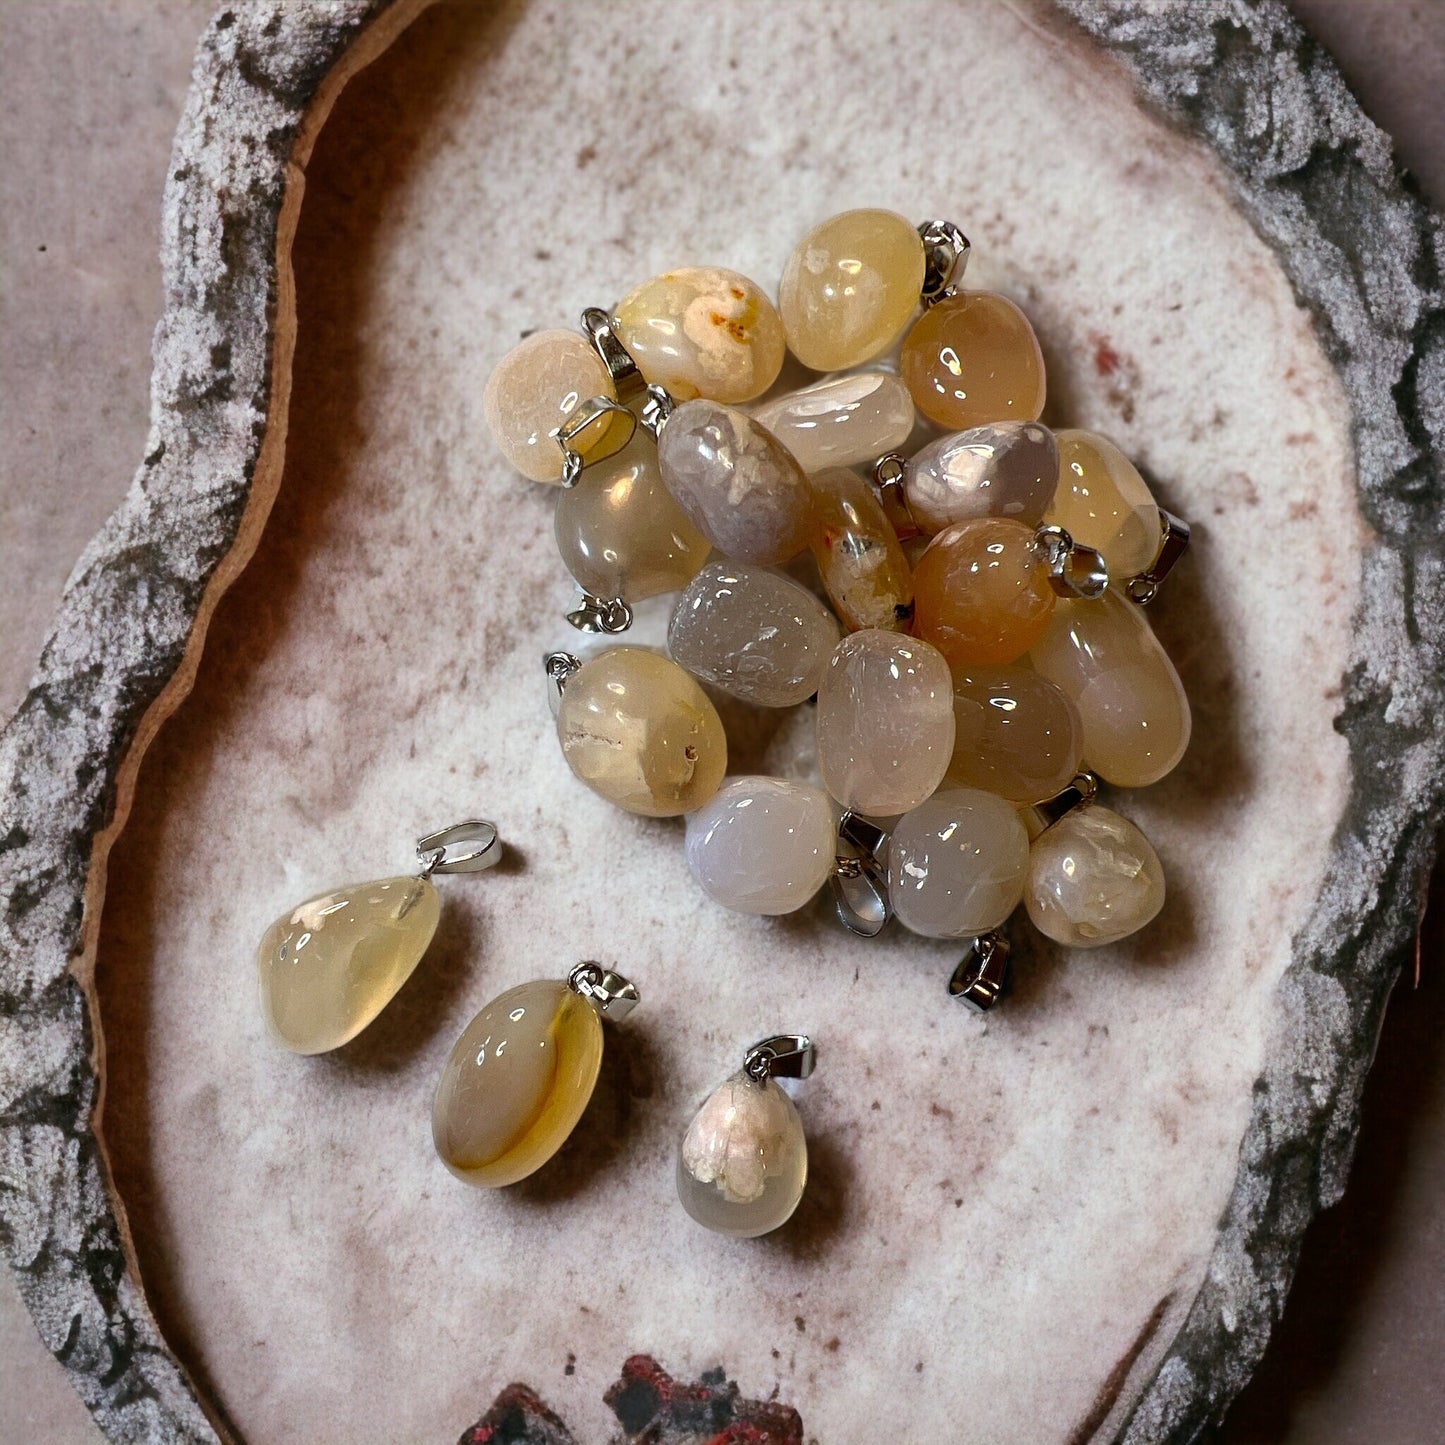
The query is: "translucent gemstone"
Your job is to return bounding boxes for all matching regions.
[483,329,617,484]
[947,665,1084,804]
[1029,590,1191,787]
[1025,803,1165,946]
[554,435,710,601]
[1045,429,1162,578]
[668,561,840,707]
[899,291,1046,430]
[809,467,913,632]
[903,421,1059,535]
[613,266,786,404]
[557,647,727,816]
[815,630,955,815]
[677,1071,807,1237]
[657,399,814,564]
[257,876,439,1055]
[432,979,603,1187]
[685,776,836,915]
[887,788,1030,938]
[750,372,915,473]
[778,209,926,371]
[912,517,1056,668]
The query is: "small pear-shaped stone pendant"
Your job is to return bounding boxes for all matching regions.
[257,820,502,1054]
[677,1035,814,1238]
[433,962,640,1188]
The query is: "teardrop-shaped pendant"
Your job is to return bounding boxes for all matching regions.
[677,1035,814,1237]
[433,962,640,1188]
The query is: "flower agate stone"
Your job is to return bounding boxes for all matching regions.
[258,876,439,1054]
[685,777,836,915]
[750,372,915,473]
[554,435,710,601]
[904,421,1059,535]
[668,561,840,707]
[657,399,814,564]
[912,518,1056,668]
[432,980,603,1187]
[1045,429,1162,578]
[779,209,926,371]
[1025,804,1165,946]
[809,467,913,632]
[677,1071,807,1236]
[816,630,955,815]
[947,666,1084,804]
[887,788,1030,938]
[613,267,785,404]
[900,291,1046,430]
[557,648,726,816]
[483,329,617,484]
[1030,591,1191,788]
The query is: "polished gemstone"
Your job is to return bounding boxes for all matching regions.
[899,291,1046,430]
[903,421,1058,535]
[614,266,785,404]
[258,875,439,1055]
[750,372,915,474]
[815,630,955,816]
[1029,590,1191,787]
[809,466,913,632]
[684,776,836,915]
[554,434,710,601]
[888,788,1029,937]
[1045,429,1162,578]
[677,1071,807,1237]
[947,665,1084,803]
[1025,803,1165,946]
[556,647,727,816]
[912,517,1056,668]
[668,561,841,707]
[779,209,926,371]
[483,329,618,484]
[432,979,603,1187]
[657,399,814,564]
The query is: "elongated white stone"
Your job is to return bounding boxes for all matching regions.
[750,372,915,474]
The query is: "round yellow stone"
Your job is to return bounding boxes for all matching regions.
[483,329,618,484]
[432,979,603,1188]
[614,266,786,404]
[1045,429,1162,578]
[778,209,926,371]
[557,647,727,816]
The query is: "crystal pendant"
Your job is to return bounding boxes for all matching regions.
[808,466,913,632]
[903,420,1058,535]
[750,372,915,474]
[1044,429,1161,578]
[946,665,1084,804]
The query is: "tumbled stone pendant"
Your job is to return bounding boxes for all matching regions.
[677,1034,815,1238]
[433,961,640,1189]
[257,820,503,1055]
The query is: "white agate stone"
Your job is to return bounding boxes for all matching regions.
[685,777,836,916]
[888,788,1030,938]
[750,372,916,474]
[903,420,1059,534]
[677,1070,808,1237]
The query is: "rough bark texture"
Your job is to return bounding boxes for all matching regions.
[0,1,1440,1443]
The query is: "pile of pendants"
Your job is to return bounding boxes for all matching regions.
[483,209,1191,1008]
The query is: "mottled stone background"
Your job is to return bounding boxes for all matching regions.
[0,2,1441,1442]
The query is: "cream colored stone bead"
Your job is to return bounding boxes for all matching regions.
[1025,803,1165,946]
[483,329,617,484]
[904,421,1059,535]
[1045,429,1162,578]
[779,209,926,371]
[258,876,439,1055]
[750,372,915,473]
[1029,591,1191,788]
[809,466,913,632]
[614,267,785,404]
[432,979,603,1187]
[556,647,727,816]
[947,665,1084,804]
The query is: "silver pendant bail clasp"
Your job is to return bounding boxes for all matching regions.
[568,960,641,1021]
[416,819,503,876]
[744,1034,816,1082]
[948,930,1011,1012]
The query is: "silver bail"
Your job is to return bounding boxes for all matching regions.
[567,960,640,1020]
[1032,771,1099,831]
[831,811,891,937]
[948,930,1011,1012]
[565,593,633,634]
[551,393,636,487]
[416,820,503,876]
[744,1034,816,1082]
[544,651,582,715]
[872,452,920,539]
[580,307,646,405]
[917,219,971,305]
[1126,508,1192,604]
[1033,524,1110,600]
